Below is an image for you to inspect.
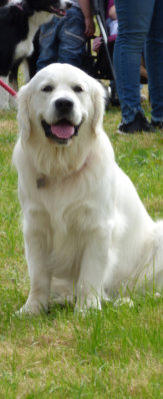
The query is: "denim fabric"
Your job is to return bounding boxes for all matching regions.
[37,7,86,71]
[113,0,163,123]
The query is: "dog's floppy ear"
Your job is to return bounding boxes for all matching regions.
[17,84,31,141]
[91,79,105,135]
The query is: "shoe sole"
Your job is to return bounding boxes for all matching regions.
[117,128,137,135]
[117,128,154,135]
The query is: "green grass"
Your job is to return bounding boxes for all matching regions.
[0,99,163,398]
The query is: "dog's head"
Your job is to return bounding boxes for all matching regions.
[27,0,71,15]
[18,63,105,146]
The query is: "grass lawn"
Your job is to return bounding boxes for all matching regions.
[0,97,162,398]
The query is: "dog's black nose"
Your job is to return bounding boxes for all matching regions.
[55,98,73,113]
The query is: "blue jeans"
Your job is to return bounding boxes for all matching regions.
[37,7,86,71]
[114,0,163,123]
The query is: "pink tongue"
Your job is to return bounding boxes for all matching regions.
[51,122,75,139]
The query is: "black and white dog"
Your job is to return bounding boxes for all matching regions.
[0,0,70,77]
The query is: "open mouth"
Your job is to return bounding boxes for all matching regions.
[49,6,66,16]
[49,1,72,16]
[42,119,80,144]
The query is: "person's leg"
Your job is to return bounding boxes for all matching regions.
[146,0,163,125]
[57,7,86,67]
[36,17,62,72]
[108,42,120,106]
[114,0,155,125]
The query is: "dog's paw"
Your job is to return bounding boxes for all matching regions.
[114,297,134,308]
[154,292,161,299]
[15,299,48,316]
[52,293,74,305]
[75,295,102,314]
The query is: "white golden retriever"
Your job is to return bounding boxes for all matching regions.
[13,63,163,314]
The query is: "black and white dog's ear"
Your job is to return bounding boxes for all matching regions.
[91,78,105,136]
[17,84,31,141]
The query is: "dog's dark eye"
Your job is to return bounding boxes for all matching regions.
[73,85,83,93]
[41,85,53,93]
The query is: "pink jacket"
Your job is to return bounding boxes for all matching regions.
[106,0,118,42]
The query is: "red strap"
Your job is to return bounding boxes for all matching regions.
[0,79,17,97]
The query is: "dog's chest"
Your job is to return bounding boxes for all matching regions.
[14,12,52,60]
[37,175,97,235]
[15,36,34,60]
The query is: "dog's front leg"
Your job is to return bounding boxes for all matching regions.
[18,215,52,315]
[76,230,110,312]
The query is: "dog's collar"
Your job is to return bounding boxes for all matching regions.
[36,154,91,188]
[36,174,47,189]
[77,154,90,175]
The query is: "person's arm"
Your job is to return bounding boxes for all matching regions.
[108,5,117,20]
[78,0,95,36]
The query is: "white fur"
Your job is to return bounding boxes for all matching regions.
[13,64,163,314]
[15,12,54,60]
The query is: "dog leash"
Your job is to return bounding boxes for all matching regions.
[0,79,17,97]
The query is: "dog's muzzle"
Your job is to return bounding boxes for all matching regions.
[41,97,82,144]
